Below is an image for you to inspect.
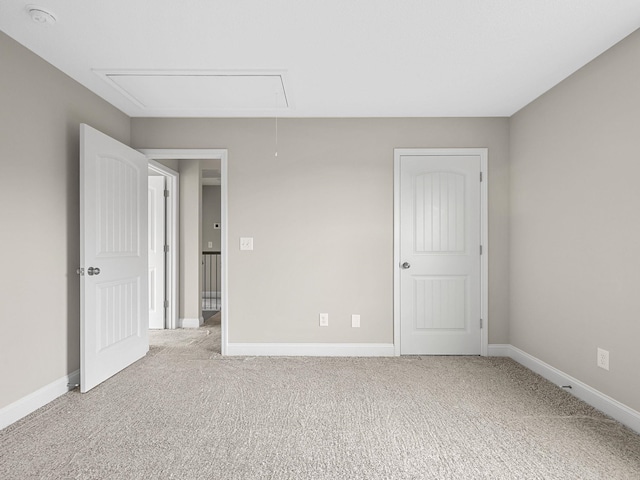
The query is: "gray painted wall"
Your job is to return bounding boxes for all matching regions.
[202,186,222,252]
[510,29,640,412]
[178,160,203,324]
[0,32,131,409]
[131,118,510,344]
[154,158,180,171]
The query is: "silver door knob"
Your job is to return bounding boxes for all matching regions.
[401,262,411,269]
[87,267,101,276]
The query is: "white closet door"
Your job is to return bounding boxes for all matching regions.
[399,153,481,355]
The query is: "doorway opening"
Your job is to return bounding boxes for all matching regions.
[202,171,222,323]
[142,149,229,356]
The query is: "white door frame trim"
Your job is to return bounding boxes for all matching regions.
[141,149,229,356]
[147,159,179,329]
[393,148,489,356]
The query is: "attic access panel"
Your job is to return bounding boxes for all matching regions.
[97,71,289,112]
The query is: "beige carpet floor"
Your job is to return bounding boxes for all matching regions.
[1,318,639,479]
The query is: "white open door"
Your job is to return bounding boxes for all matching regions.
[148,175,166,329]
[80,124,149,393]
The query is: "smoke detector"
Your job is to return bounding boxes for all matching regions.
[27,6,57,25]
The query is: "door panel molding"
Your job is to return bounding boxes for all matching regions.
[394,148,488,356]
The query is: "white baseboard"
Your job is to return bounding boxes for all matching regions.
[488,344,640,434]
[179,316,203,329]
[226,342,396,357]
[487,344,511,357]
[0,369,79,431]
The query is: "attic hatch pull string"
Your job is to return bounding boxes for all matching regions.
[275,90,279,157]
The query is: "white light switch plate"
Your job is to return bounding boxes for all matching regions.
[240,237,254,251]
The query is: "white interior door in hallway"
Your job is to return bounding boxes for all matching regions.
[148,175,166,329]
[80,124,149,393]
[396,149,486,355]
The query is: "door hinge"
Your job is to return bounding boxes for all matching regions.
[480,318,483,329]
[164,245,169,253]
[480,245,483,255]
[480,171,483,182]
[164,300,169,308]
[164,189,169,197]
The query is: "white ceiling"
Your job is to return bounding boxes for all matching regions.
[1,1,639,118]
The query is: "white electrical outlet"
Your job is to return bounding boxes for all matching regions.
[239,237,254,251]
[208,241,213,248]
[351,314,360,328]
[597,348,609,371]
[319,313,329,327]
